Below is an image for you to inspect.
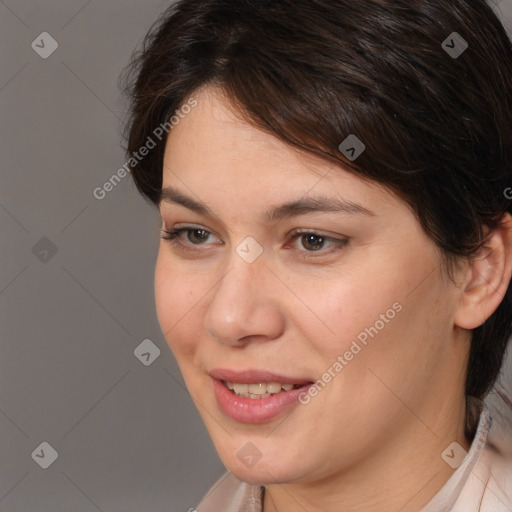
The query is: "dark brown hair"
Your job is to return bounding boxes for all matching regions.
[121,0,512,421]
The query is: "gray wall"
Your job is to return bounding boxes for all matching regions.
[1,1,511,511]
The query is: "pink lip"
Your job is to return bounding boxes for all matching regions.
[209,368,312,385]
[210,371,314,424]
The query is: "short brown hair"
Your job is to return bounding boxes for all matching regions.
[121,0,512,413]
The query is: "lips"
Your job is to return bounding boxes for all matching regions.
[209,368,315,423]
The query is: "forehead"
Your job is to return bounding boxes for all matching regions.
[161,86,401,216]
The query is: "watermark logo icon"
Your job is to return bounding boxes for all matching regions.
[31,442,58,469]
[442,32,468,59]
[236,442,263,468]
[338,135,365,161]
[236,236,263,264]
[134,339,161,366]
[441,441,467,469]
[32,237,58,263]
[31,32,59,59]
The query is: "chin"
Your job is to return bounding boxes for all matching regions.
[225,456,306,486]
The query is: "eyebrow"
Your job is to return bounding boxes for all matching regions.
[158,186,375,221]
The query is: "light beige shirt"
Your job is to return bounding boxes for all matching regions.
[197,396,512,511]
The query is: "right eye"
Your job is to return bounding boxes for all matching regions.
[160,225,223,252]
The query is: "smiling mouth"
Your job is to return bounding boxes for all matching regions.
[222,380,310,399]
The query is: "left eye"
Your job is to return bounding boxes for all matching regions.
[288,231,347,253]
[297,233,328,251]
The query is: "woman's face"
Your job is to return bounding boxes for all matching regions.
[155,87,468,485]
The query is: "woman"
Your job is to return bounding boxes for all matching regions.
[121,0,512,510]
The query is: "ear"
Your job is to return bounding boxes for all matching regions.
[454,213,512,330]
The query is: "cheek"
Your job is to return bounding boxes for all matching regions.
[291,258,448,381]
[154,253,205,354]
[323,269,453,403]
[289,272,402,361]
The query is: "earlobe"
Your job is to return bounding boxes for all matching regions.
[454,213,512,330]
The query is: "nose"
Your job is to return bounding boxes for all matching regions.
[203,250,285,346]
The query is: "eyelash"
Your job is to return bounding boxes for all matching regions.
[160,226,348,258]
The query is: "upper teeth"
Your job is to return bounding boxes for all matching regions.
[224,381,297,398]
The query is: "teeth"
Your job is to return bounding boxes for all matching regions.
[225,381,303,398]
[267,382,283,393]
[248,383,267,395]
[233,383,248,393]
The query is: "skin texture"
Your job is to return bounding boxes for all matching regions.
[154,86,512,512]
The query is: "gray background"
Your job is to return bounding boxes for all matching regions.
[1,1,512,511]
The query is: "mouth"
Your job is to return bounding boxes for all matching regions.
[222,380,307,399]
[209,369,315,423]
